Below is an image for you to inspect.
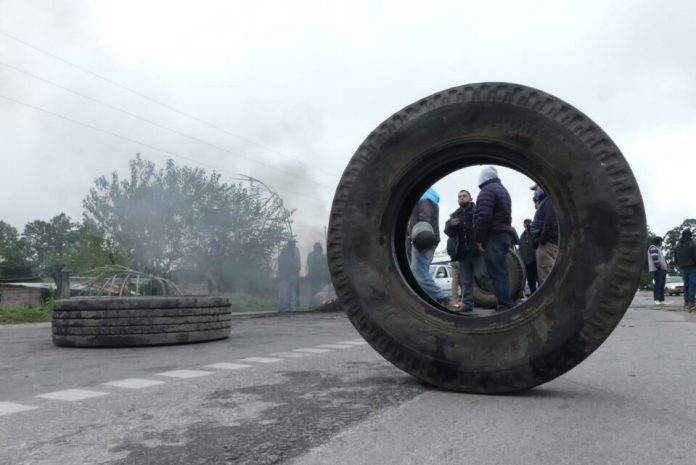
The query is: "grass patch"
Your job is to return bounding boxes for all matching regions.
[224,292,277,313]
[0,299,54,324]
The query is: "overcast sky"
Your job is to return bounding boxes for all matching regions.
[1,0,695,259]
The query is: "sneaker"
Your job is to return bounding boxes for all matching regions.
[654,300,660,305]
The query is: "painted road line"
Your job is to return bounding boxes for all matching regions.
[269,352,309,358]
[294,348,331,354]
[0,402,38,416]
[203,363,252,370]
[239,357,283,364]
[337,340,368,345]
[316,344,353,349]
[102,378,166,389]
[156,369,213,379]
[37,389,109,402]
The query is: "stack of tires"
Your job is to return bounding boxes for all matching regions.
[52,296,232,347]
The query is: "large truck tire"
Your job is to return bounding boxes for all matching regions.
[473,248,526,309]
[327,82,645,394]
[52,296,232,347]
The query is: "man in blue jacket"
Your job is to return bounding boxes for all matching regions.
[530,184,559,284]
[408,187,450,306]
[474,166,514,310]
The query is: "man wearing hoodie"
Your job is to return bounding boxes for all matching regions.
[408,187,450,306]
[675,229,696,311]
[474,166,514,310]
[445,189,486,312]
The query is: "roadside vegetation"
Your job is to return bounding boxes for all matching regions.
[225,292,277,313]
[0,299,53,325]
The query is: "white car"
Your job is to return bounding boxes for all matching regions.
[665,275,683,296]
[430,264,453,292]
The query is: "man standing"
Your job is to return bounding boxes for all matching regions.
[409,187,450,306]
[306,242,329,307]
[519,219,538,295]
[647,236,668,305]
[276,239,300,312]
[675,229,696,311]
[445,189,487,312]
[530,184,559,284]
[474,167,514,310]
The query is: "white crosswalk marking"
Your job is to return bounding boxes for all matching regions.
[203,363,252,370]
[316,344,353,349]
[269,352,309,358]
[0,402,38,416]
[156,369,213,379]
[294,348,331,353]
[239,357,283,364]
[102,378,165,389]
[338,340,368,345]
[36,389,108,402]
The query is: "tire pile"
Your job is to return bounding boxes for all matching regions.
[52,296,232,348]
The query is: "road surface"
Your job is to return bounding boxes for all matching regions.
[1,292,695,464]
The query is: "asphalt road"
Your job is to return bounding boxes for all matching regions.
[1,292,695,464]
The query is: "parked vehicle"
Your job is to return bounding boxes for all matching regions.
[665,275,683,296]
[429,263,453,292]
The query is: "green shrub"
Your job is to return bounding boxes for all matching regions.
[224,292,277,313]
[0,299,54,324]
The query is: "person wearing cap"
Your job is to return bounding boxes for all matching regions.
[473,166,514,310]
[530,184,559,284]
[647,236,668,305]
[408,187,450,306]
[675,229,696,311]
[277,239,301,312]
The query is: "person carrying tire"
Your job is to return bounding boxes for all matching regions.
[519,218,539,295]
[408,187,450,306]
[647,236,668,305]
[530,184,559,284]
[474,166,514,310]
[675,229,696,311]
[445,189,486,312]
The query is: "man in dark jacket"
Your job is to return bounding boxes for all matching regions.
[408,187,449,306]
[530,184,559,284]
[519,219,538,295]
[445,190,487,312]
[277,239,301,312]
[306,242,329,307]
[675,229,696,311]
[474,166,514,310]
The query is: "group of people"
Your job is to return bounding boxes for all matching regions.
[408,166,559,313]
[276,240,329,311]
[648,229,696,311]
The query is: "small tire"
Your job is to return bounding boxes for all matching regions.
[328,82,646,393]
[52,296,232,347]
[473,249,526,309]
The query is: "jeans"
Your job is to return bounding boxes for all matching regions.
[483,234,513,309]
[683,268,696,305]
[652,269,666,302]
[450,261,461,301]
[278,279,292,311]
[525,261,538,295]
[458,253,488,309]
[410,245,447,302]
